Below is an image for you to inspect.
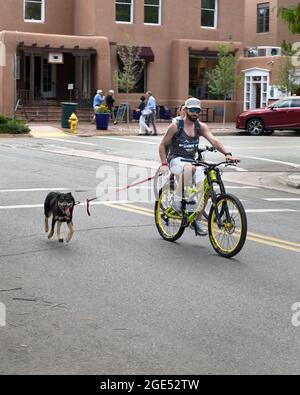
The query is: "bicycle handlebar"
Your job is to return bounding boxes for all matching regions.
[181,158,239,168]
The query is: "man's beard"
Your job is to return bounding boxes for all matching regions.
[186,113,199,123]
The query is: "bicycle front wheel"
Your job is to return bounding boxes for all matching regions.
[155,186,185,242]
[208,194,247,258]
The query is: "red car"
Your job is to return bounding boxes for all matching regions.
[236,97,300,136]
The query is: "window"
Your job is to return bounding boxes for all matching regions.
[274,99,291,109]
[201,0,218,28]
[144,0,161,25]
[117,58,147,93]
[257,3,270,33]
[116,0,134,23]
[24,0,45,22]
[291,99,300,108]
[189,56,219,99]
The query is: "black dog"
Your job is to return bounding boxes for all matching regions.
[44,192,75,243]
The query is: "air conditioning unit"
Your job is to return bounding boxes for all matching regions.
[245,48,258,57]
[257,46,282,57]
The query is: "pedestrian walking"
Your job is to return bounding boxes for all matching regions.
[146,91,158,136]
[136,96,151,135]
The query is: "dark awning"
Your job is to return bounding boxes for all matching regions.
[139,46,155,62]
[118,46,155,62]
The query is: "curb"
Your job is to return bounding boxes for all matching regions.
[278,174,300,189]
[0,133,31,138]
[66,131,241,138]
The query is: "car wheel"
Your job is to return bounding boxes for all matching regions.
[263,129,275,136]
[247,118,264,136]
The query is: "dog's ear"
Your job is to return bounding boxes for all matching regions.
[67,192,75,205]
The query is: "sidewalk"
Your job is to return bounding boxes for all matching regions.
[29,121,240,138]
[278,174,300,189]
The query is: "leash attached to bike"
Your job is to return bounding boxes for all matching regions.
[85,169,163,216]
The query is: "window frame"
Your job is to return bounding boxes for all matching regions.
[201,0,218,29]
[116,0,134,24]
[24,0,45,23]
[144,0,162,26]
[257,2,270,34]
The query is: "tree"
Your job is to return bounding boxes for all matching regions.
[207,45,239,127]
[116,41,145,127]
[277,42,299,96]
[278,5,300,34]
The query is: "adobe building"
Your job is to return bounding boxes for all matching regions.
[0,0,299,121]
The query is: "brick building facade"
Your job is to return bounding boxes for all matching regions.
[0,0,299,121]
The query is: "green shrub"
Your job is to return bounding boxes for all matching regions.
[0,116,30,134]
[0,115,9,124]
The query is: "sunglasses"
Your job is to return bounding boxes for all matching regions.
[188,108,201,114]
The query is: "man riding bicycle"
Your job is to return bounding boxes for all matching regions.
[159,97,238,237]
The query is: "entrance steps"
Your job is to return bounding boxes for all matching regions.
[16,105,93,123]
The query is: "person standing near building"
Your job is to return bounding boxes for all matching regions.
[93,89,104,111]
[92,89,104,123]
[146,91,158,136]
[106,90,117,124]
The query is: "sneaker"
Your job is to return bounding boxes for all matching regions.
[171,198,182,213]
[191,220,208,237]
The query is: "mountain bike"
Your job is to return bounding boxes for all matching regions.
[154,147,248,258]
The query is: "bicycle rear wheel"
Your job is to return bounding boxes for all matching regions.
[208,194,247,258]
[155,186,185,242]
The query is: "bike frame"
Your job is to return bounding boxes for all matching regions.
[164,161,231,228]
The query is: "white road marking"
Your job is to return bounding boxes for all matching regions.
[0,201,130,210]
[245,209,297,213]
[0,188,68,193]
[263,198,300,202]
[44,138,98,146]
[239,155,300,169]
[225,165,248,172]
[96,136,158,145]
[226,186,258,189]
[0,204,44,210]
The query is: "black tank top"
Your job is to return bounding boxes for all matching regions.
[168,119,201,161]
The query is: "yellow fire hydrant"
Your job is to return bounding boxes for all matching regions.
[68,113,78,134]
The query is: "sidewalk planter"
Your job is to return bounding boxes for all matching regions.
[96,113,110,130]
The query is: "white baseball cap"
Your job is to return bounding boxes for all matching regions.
[109,90,114,94]
[97,89,103,94]
[185,97,202,109]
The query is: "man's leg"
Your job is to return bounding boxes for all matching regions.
[193,167,208,236]
[169,159,196,212]
[150,110,158,135]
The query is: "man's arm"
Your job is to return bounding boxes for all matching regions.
[200,122,238,161]
[159,123,177,166]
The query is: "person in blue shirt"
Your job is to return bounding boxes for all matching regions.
[93,90,104,111]
[146,91,158,136]
[91,90,104,123]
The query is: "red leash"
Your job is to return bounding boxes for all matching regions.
[86,171,163,216]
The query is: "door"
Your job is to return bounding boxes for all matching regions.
[289,98,300,128]
[41,57,56,98]
[244,70,269,111]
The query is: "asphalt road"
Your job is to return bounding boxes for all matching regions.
[0,133,300,375]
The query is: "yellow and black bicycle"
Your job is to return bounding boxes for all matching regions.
[155,147,248,258]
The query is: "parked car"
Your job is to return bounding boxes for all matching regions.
[236,97,300,136]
